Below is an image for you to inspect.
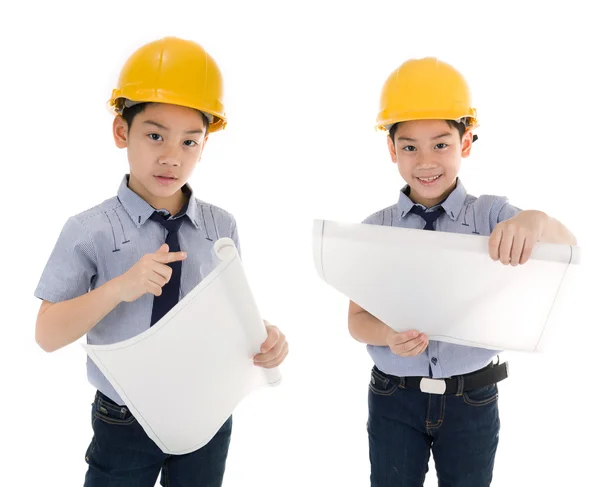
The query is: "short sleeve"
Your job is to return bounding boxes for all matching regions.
[34,217,98,303]
[230,217,241,259]
[487,197,522,231]
[362,209,389,225]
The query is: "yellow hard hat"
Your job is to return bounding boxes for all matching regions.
[376,57,478,133]
[108,37,227,133]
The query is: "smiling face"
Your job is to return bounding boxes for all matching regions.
[113,102,208,214]
[388,119,473,208]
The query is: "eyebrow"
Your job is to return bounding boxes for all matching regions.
[143,120,206,135]
[396,132,453,142]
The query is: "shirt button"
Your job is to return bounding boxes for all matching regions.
[431,357,438,365]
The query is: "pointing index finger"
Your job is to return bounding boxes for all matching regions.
[154,251,187,263]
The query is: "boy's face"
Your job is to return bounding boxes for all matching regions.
[113,103,208,209]
[388,119,473,208]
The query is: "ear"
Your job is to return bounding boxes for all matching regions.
[461,131,474,158]
[195,134,209,164]
[387,135,398,163]
[113,116,128,149]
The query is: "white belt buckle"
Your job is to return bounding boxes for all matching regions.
[420,378,447,395]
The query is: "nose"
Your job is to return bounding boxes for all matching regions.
[416,150,437,168]
[158,144,181,166]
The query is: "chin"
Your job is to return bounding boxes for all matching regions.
[411,178,455,204]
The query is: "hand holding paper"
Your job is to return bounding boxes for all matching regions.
[314,219,580,353]
[83,237,282,455]
[387,329,429,357]
[254,322,289,368]
[489,210,547,265]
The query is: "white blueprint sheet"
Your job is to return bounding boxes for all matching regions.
[313,220,581,353]
[83,238,281,455]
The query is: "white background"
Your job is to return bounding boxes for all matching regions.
[2,0,599,485]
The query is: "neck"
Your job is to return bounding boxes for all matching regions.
[408,179,457,208]
[152,192,188,216]
[128,175,188,216]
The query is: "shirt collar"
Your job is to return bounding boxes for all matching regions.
[396,177,467,221]
[117,174,201,229]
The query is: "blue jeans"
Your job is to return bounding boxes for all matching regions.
[368,366,500,487]
[84,391,232,487]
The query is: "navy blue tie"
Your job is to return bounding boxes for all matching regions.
[410,205,444,230]
[149,212,185,326]
[410,204,444,377]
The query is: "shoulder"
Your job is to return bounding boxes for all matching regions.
[464,191,521,229]
[193,198,236,223]
[68,196,122,231]
[362,203,396,225]
[192,198,238,241]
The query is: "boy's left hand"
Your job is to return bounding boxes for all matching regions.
[489,210,549,266]
[253,321,288,369]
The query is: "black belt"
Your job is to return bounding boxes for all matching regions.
[376,361,509,395]
[96,390,126,408]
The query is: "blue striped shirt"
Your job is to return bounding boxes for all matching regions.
[362,178,521,378]
[35,174,240,405]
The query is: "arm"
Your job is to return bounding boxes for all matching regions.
[490,209,578,265]
[348,300,394,346]
[348,300,428,356]
[35,244,186,353]
[535,211,577,245]
[35,279,123,353]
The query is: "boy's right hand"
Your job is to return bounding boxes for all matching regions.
[386,329,429,357]
[115,244,187,303]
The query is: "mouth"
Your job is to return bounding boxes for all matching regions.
[415,174,442,186]
[154,175,178,185]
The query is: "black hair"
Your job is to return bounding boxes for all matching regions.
[121,102,209,132]
[388,119,467,144]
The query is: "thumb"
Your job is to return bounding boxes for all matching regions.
[157,243,169,253]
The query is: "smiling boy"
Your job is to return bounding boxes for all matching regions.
[349,57,576,486]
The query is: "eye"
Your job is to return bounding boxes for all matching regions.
[148,133,162,141]
[183,140,198,147]
[435,143,448,149]
[402,145,417,152]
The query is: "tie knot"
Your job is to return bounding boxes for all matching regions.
[410,205,444,229]
[150,211,185,233]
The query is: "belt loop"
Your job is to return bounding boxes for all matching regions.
[398,376,406,388]
[456,375,465,396]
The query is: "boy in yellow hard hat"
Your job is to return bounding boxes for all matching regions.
[34,37,288,486]
[349,58,576,486]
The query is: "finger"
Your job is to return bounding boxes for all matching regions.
[510,231,526,266]
[403,339,428,357]
[392,333,427,350]
[255,342,288,368]
[255,334,285,362]
[259,326,280,353]
[488,227,502,261]
[148,272,168,288]
[416,338,429,355]
[154,251,187,264]
[394,334,428,355]
[257,347,288,369]
[148,282,163,297]
[412,335,429,355]
[152,262,173,281]
[392,330,421,345]
[498,227,515,265]
[398,337,428,357]
[157,243,169,253]
[254,342,287,366]
[520,236,535,264]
